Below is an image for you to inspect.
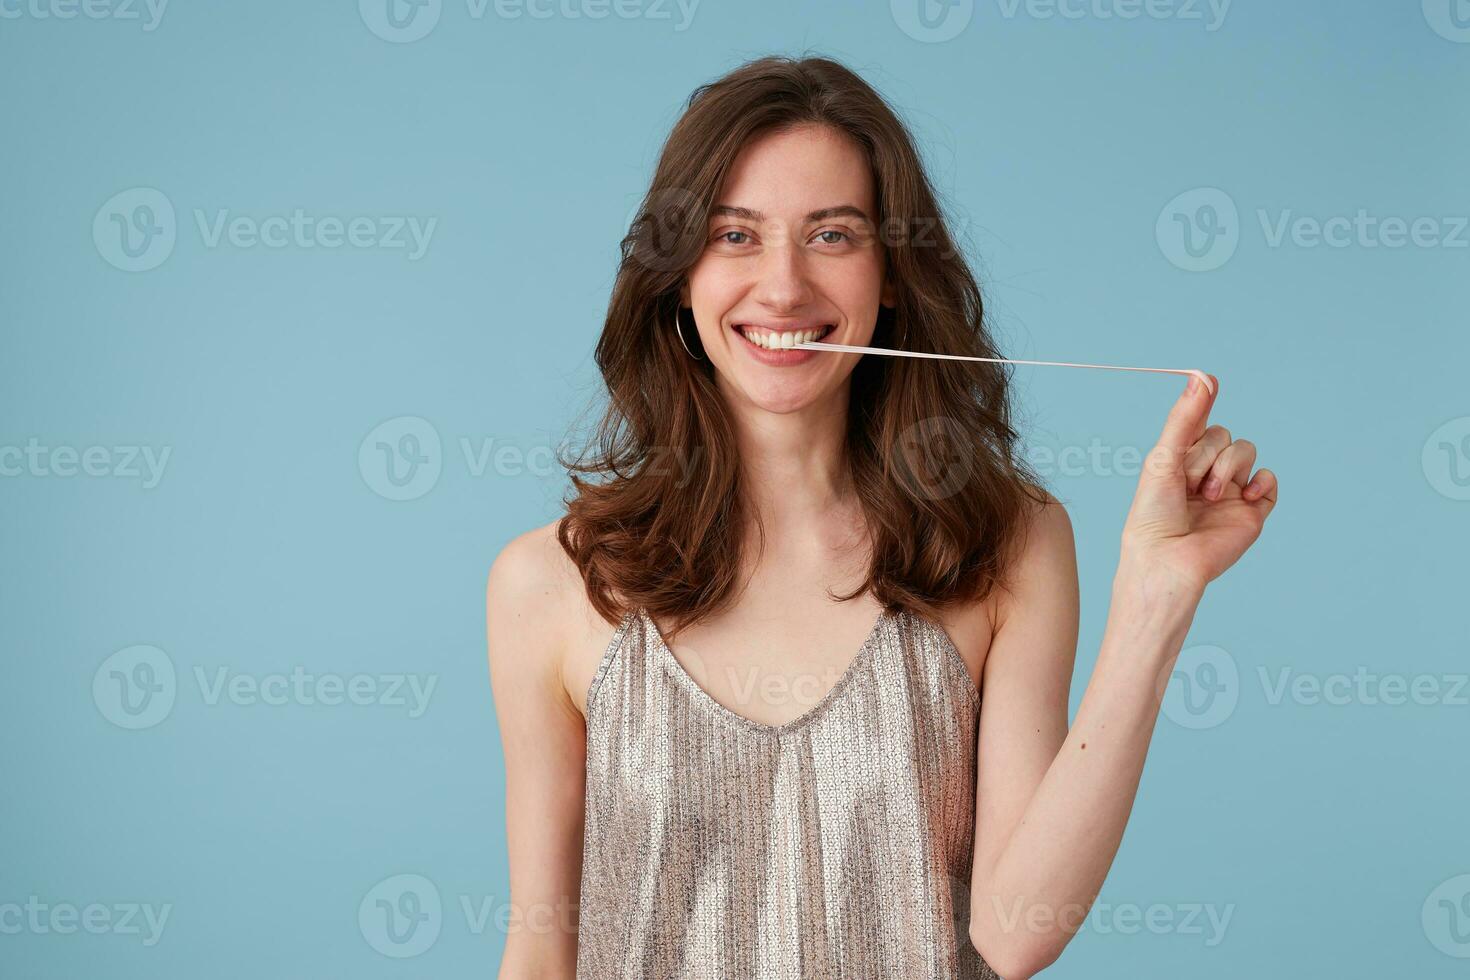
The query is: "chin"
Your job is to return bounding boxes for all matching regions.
[727,367,845,416]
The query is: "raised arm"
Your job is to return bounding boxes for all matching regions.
[968,374,1278,978]
[486,528,587,979]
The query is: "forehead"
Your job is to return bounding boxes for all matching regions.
[714,123,875,220]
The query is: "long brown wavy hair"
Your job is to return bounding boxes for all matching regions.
[556,53,1046,639]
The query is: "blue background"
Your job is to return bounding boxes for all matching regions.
[3,0,1467,976]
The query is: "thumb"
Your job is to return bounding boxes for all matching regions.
[1144,372,1217,482]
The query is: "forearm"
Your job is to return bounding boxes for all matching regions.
[497,931,578,980]
[970,563,1201,973]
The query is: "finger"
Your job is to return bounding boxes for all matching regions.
[1155,373,1217,455]
[1202,439,1257,501]
[1145,373,1218,483]
[1242,466,1277,503]
[1184,425,1233,494]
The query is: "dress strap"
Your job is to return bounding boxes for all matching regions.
[584,606,638,716]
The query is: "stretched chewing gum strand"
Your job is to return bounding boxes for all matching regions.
[793,340,1215,396]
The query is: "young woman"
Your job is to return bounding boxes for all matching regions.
[487,55,1277,979]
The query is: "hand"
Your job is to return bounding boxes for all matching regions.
[1120,374,1279,598]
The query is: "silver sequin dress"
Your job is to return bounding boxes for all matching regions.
[576,605,1001,979]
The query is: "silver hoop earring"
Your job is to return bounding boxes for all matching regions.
[673,306,702,361]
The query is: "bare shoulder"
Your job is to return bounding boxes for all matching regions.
[485,517,617,721]
[933,490,1077,680]
[486,517,577,615]
[990,488,1079,638]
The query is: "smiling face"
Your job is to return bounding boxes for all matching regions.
[679,122,895,414]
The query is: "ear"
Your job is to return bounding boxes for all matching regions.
[679,280,690,308]
[880,267,896,309]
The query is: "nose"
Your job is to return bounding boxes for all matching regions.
[750,237,814,313]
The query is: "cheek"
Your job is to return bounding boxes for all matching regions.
[686,268,743,319]
[683,280,726,343]
[824,259,885,305]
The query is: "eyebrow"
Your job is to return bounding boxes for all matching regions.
[710,204,873,224]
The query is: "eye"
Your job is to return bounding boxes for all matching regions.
[715,229,751,245]
[813,229,851,245]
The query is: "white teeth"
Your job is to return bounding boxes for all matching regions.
[738,325,832,350]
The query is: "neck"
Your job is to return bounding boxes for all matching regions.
[723,381,856,540]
